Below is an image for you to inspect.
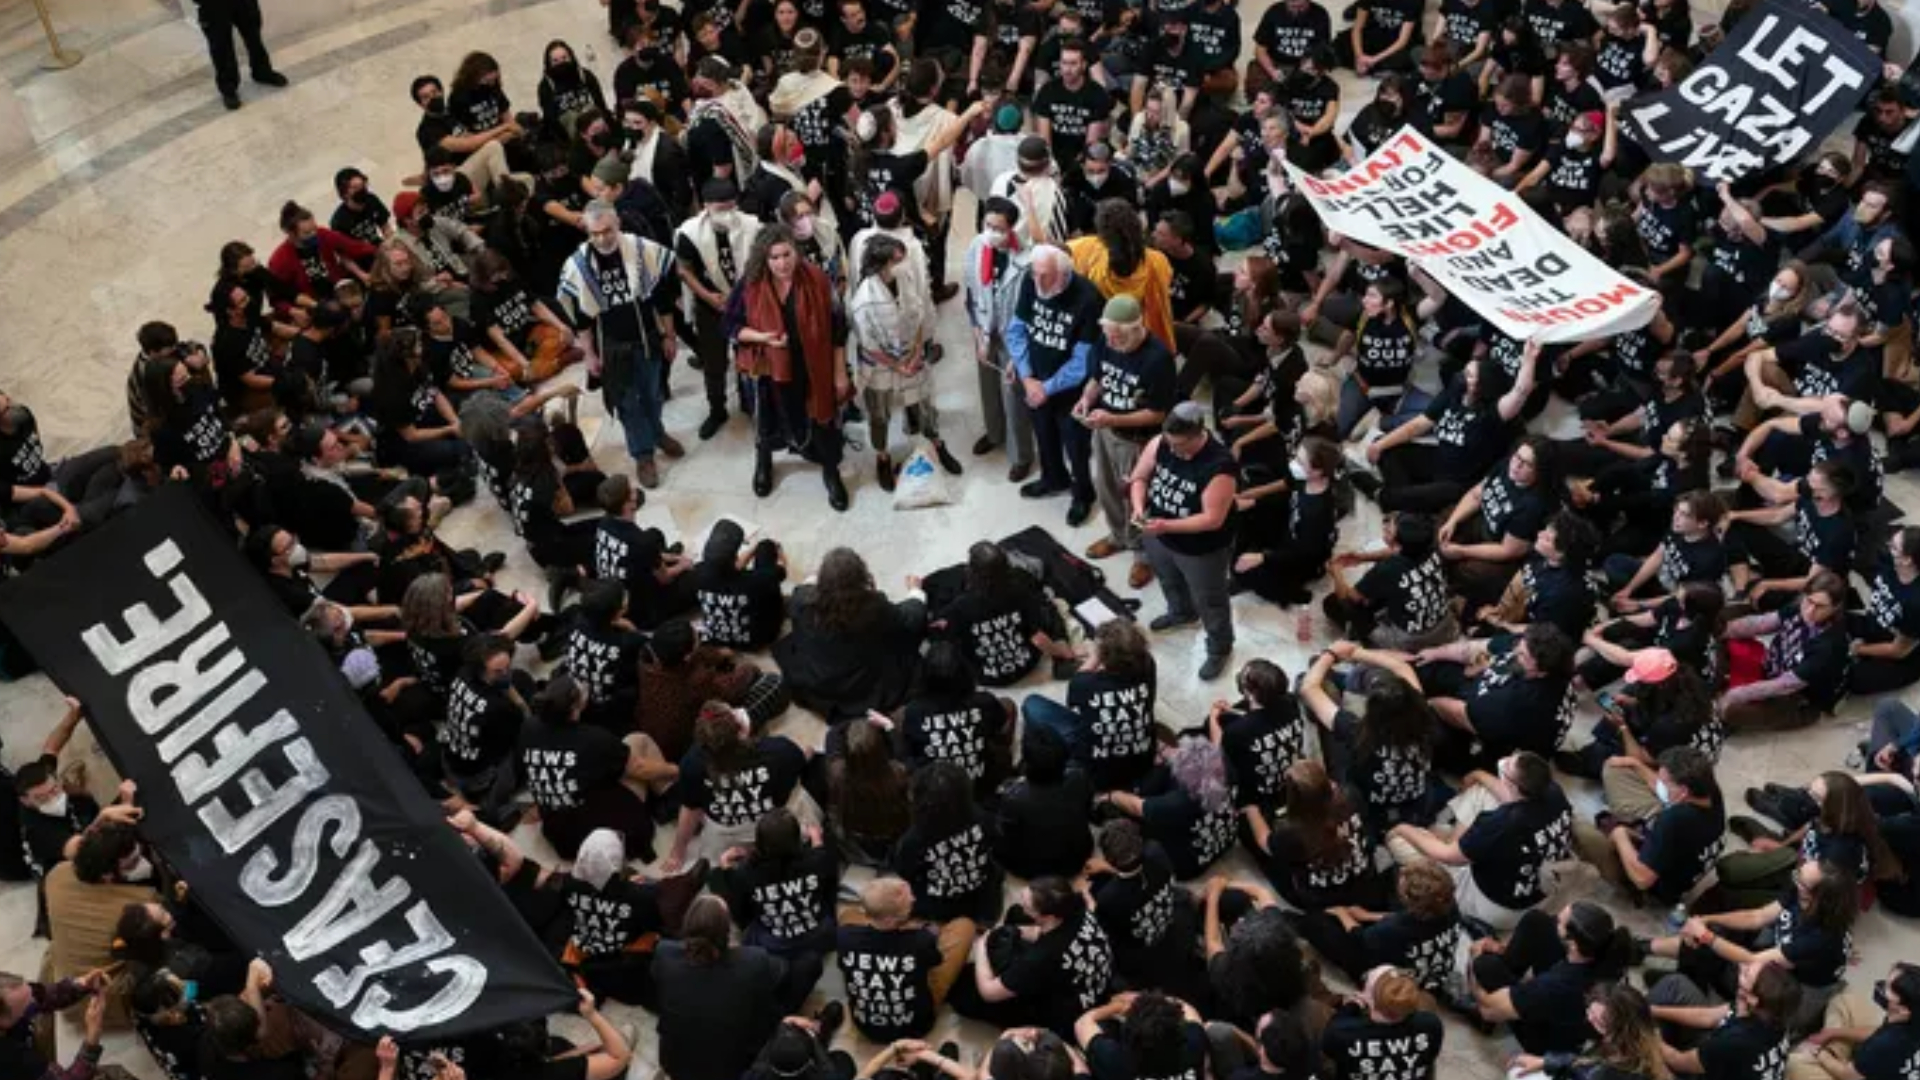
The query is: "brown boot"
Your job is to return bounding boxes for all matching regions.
[658,433,686,458]
[1128,559,1154,588]
[1086,537,1122,559]
[635,456,660,489]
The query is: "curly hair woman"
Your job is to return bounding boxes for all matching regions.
[774,547,928,722]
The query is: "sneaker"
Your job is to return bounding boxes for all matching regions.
[934,440,963,475]
[698,411,728,440]
[635,456,661,489]
[252,70,289,87]
[658,433,686,458]
[1198,652,1231,680]
[1149,613,1199,632]
[1066,500,1093,527]
[972,435,998,456]
[814,1000,847,1043]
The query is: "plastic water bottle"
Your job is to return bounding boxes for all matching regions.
[1665,902,1688,932]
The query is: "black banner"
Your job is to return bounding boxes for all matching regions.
[1622,0,1880,182]
[0,486,576,1041]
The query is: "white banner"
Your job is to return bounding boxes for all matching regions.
[1284,128,1660,344]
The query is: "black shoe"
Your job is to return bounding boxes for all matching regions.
[221,90,242,110]
[686,352,704,371]
[537,627,569,663]
[251,70,289,87]
[699,410,728,440]
[1149,613,1199,632]
[1198,652,1231,680]
[972,435,997,456]
[1066,500,1093,527]
[753,452,773,497]
[844,401,865,423]
[814,1000,847,1044]
[876,454,896,492]
[1350,471,1384,501]
[1021,479,1068,499]
[546,566,581,611]
[932,283,960,304]
[934,441,963,475]
[1553,750,1597,780]
[1008,461,1033,483]
[825,468,850,511]
[481,551,509,575]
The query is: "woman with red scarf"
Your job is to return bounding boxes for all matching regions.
[725,226,854,510]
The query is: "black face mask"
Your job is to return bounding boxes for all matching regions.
[550,60,578,79]
[1874,980,1891,1011]
[425,97,447,115]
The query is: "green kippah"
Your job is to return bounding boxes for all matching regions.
[994,103,1024,132]
[1102,294,1142,323]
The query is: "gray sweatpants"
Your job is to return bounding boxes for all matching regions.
[1092,428,1147,550]
[863,386,939,456]
[1143,536,1235,657]
[978,334,1034,468]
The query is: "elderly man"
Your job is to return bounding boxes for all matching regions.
[559,200,683,489]
[1079,295,1178,589]
[963,196,1037,481]
[675,178,762,440]
[1008,245,1106,526]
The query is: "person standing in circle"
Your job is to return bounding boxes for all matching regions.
[194,0,288,111]
[1131,401,1239,680]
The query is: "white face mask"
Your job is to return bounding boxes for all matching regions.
[1168,179,1190,196]
[288,542,310,568]
[431,173,456,192]
[1086,170,1109,188]
[1288,459,1309,481]
[1566,133,1588,150]
[792,215,816,240]
[1654,779,1674,806]
[37,793,69,818]
[121,855,155,882]
[1768,282,1793,302]
[983,228,1008,249]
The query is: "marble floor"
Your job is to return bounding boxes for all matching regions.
[0,0,1916,1078]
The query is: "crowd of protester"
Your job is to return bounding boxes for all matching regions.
[4,0,1920,1078]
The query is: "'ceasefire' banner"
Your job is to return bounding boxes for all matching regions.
[1285,129,1660,343]
[1621,0,1880,182]
[0,485,577,1041]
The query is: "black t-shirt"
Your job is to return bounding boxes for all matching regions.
[1142,782,1238,879]
[1637,795,1726,903]
[1323,1006,1445,1080]
[1219,702,1307,808]
[136,1009,207,1080]
[1862,557,1920,643]
[415,108,470,161]
[1015,273,1105,383]
[1525,0,1598,42]
[1635,199,1698,268]
[1542,78,1602,131]
[1698,1015,1790,1080]
[509,468,564,547]
[520,720,631,811]
[729,846,839,947]
[1509,957,1603,1054]
[1355,312,1417,394]
[328,193,389,250]
[1853,1018,1920,1080]
[1146,436,1236,556]
[443,673,525,777]
[896,809,998,921]
[1480,465,1552,544]
[1427,378,1511,483]
[857,148,930,228]
[1361,911,1465,993]
[1165,249,1221,319]
[1485,108,1549,165]
[1090,843,1186,963]
[406,629,466,696]
[211,317,277,407]
[1086,1020,1210,1080]
[1358,0,1423,51]
[830,19,897,79]
[0,407,50,489]
[472,280,539,345]
[692,557,787,648]
[837,924,943,1041]
[1777,332,1878,402]
[1358,551,1453,636]
[1070,669,1159,789]
[1092,336,1179,418]
[1469,638,1577,756]
[1762,608,1850,713]
[562,875,663,956]
[1334,709,1434,811]
[996,906,1115,1037]
[1543,142,1602,209]
[681,737,808,828]
[155,385,233,469]
[592,517,663,601]
[566,618,646,709]
[1254,1,1330,63]
[1521,556,1592,639]
[1774,889,1850,986]
[1254,802,1374,907]
[903,690,1004,781]
[1034,78,1113,163]
[1457,786,1574,909]
[1440,0,1497,52]
[1803,418,1883,513]
[1185,2,1241,71]
[1593,32,1647,89]
[1413,71,1478,140]
[18,759,99,879]
[994,770,1096,878]
[940,587,1051,685]
[1792,485,1856,574]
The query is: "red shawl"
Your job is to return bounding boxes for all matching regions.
[738,260,839,424]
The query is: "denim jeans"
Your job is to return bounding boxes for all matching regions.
[1021,695,1086,759]
[608,338,666,458]
[1337,380,1429,439]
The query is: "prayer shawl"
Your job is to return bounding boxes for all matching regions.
[559,234,675,326]
[765,159,839,233]
[891,101,958,219]
[797,224,849,291]
[1125,113,1190,177]
[846,225,931,320]
[1068,235,1176,349]
[627,128,663,188]
[849,272,934,402]
[989,166,1071,247]
[736,261,840,423]
[960,133,1024,202]
[674,210,762,323]
[962,234,1033,337]
[690,89,761,182]
[769,69,840,121]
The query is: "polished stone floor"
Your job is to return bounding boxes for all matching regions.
[0,0,1916,1077]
